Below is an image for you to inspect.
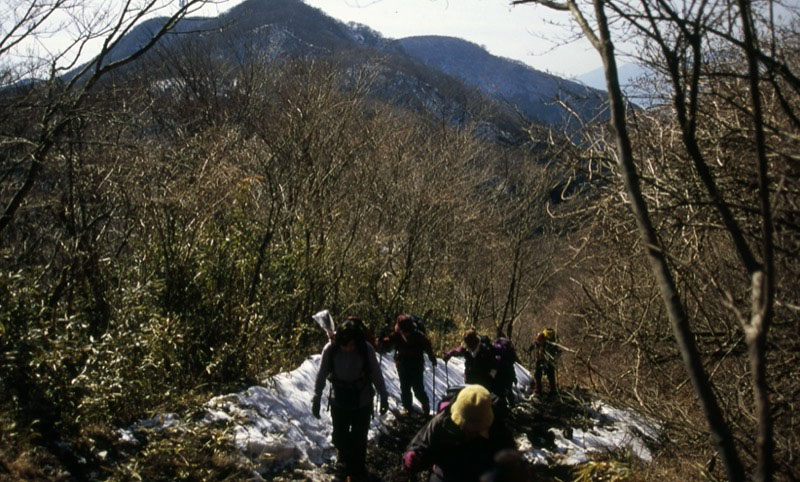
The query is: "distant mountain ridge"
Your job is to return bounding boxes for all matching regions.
[575,63,655,106]
[396,35,606,126]
[73,0,606,130]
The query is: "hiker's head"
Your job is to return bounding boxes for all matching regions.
[336,317,364,349]
[395,314,415,333]
[450,384,494,439]
[537,328,555,345]
[464,330,480,351]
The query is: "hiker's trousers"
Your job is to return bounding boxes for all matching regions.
[534,360,557,392]
[397,362,429,411]
[331,403,372,476]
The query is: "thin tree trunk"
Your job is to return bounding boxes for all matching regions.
[590,1,745,479]
[736,1,776,480]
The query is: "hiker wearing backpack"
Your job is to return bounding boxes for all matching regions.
[402,384,515,482]
[312,317,389,480]
[442,330,499,392]
[490,337,518,407]
[531,328,561,396]
[379,314,437,415]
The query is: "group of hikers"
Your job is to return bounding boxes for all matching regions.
[311,313,562,482]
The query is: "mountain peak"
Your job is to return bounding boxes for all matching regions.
[72,0,606,128]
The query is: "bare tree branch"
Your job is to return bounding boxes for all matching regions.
[0,0,212,240]
[735,1,776,479]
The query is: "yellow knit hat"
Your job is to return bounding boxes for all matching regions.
[450,384,494,438]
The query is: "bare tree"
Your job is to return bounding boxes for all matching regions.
[0,0,220,239]
[513,0,798,480]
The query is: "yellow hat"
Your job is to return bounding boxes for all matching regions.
[450,384,494,438]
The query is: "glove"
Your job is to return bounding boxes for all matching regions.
[403,450,422,471]
[311,397,321,419]
[430,357,438,367]
[442,353,451,362]
[380,396,389,415]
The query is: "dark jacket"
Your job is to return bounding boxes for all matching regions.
[533,337,561,368]
[443,343,498,390]
[492,339,518,389]
[381,329,435,368]
[404,405,509,482]
[314,340,388,409]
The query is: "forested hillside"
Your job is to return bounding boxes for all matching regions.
[1,0,798,481]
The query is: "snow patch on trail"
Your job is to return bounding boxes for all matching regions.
[123,352,659,475]
[200,352,659,474]
[204,353,486,470]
